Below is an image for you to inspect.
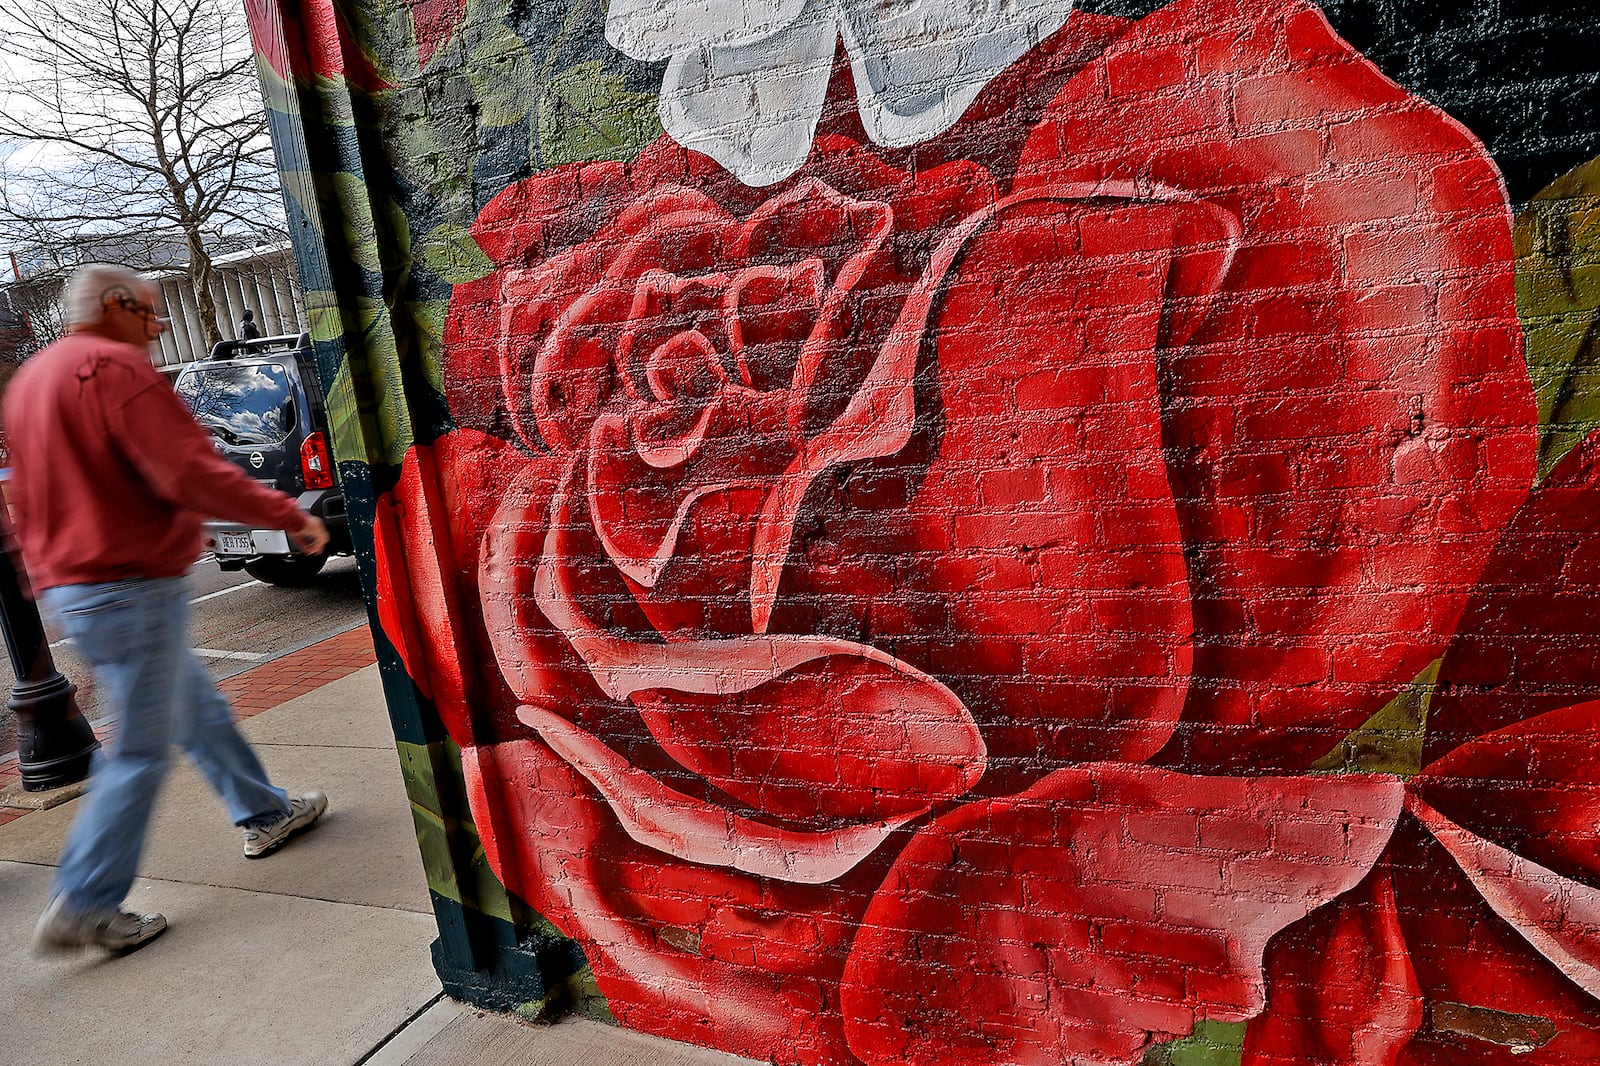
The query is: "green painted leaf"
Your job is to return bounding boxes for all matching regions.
[304,291,370,465]
[327,172,384,275]
[399,739,514,922]
[254,55,301,119]
[313,296,414,466]
[325,360,365,464]
[403,298,451,395]
[1144,1021,1246,1066]
[382,82,478,224]
[305,290,345,345]
[353,299,416,466]
[1309,659,1440,777]
[397,738,567,939]
[537,60,663,169]
[463,22,538,128]
[419,223,494,285]
[1516,154,1600,478]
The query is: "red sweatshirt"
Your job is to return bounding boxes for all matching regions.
[2,331,310,591]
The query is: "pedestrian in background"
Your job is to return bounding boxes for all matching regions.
[238,308,262,339]
[4,263,332,955]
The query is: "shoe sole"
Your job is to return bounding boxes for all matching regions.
[35,916,168,956]
[106,918,168,955]
[244,802,327,859]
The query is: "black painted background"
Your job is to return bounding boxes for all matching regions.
[1079,0,1600,203]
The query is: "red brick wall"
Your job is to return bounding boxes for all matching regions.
[343,0,1600,1060]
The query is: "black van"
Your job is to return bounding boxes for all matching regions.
[174,333,351,585]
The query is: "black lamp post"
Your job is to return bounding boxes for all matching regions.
[0,491,96,791]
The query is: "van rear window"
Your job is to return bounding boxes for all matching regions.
[176,362,296,446]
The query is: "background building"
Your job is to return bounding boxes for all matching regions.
[146,243,305,368]
[0,239,304,370]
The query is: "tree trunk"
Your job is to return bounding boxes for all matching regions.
[185,231,222,353]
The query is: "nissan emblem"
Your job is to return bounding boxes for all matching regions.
[249,452,265,469]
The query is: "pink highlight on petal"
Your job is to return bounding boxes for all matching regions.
[841,765,1403,1065]
[476,466,985,875]
[1408,793,1600,1000]
[516,702,923,884]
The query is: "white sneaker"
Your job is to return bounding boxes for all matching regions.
[243,790,328,858]
[34,895,167,955]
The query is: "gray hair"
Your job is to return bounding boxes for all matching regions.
[62,263,152,326]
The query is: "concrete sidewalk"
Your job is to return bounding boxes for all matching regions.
[0,630,756,1066]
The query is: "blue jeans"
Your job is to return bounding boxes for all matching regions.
[40,577,289,914]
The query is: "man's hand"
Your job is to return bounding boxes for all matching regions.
[292,515,331,556]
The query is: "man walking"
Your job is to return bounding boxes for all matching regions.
[5,264,332,955]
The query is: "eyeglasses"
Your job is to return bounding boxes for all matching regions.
[112,295,169,331]
[115,295,158,319]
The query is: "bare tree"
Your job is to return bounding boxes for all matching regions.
[0,0,285,350]
[0,268,68,359]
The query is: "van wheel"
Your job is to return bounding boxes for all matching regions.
[244,554,327,587]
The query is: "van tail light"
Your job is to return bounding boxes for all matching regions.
[300,431,334,490]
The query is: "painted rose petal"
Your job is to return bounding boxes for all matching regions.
[619,271,732,396]
[517,702,916,884]
[373,430,570,746]
[1014,0,1538,773]
[1429,435,1600,762]
[628,649,990,825]
[748,190,1045,631]
[574,175,905,609]
[462,741,870,1064]
[526,200,734,453]
[1414,701,1600,897]
[840,765,1404,1065]
[734,177,893,286]
[629,400,720,471]
[1386,817,1600,1061]
[535,484,988,826]
[1408,793,1600,1000]
[586,392,793,592]
[778,185,1223,781]
[1243,868,1422,1066]
[724,260,825,392]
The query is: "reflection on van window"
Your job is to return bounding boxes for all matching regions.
[176,362,295,446]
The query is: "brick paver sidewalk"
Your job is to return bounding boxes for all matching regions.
[0,624,379,828]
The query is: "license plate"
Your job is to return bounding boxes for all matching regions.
[253,529,290,554]
[216,530,252,555]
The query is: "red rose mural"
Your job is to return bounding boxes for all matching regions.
[364,0,1600,1061]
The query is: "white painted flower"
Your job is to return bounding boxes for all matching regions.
[606,0,1078,186]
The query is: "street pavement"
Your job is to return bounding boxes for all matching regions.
[0,553,367,756]
[0,632,759,1066]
